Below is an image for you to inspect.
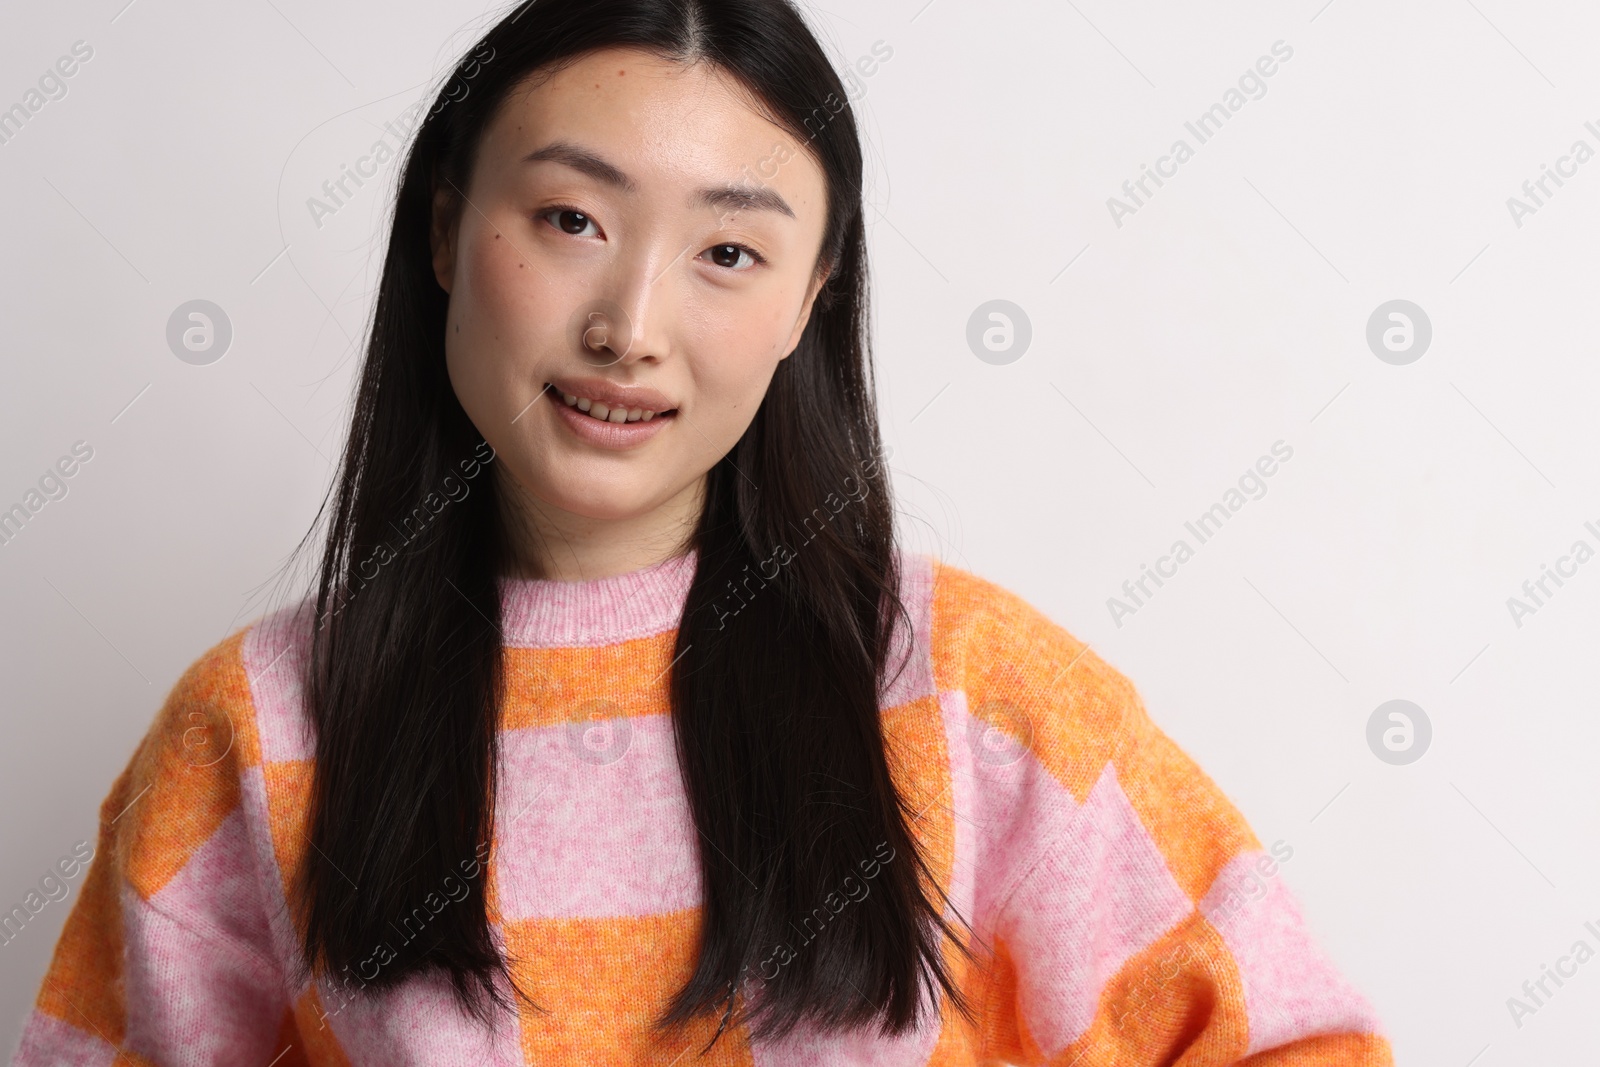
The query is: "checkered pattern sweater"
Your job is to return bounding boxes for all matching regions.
[12,550,1393,1065]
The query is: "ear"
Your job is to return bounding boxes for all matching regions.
[430,179,460,295]
[779,263,832,360]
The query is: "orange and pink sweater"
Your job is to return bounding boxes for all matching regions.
[12,551,1394,1065]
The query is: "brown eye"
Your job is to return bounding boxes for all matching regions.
[555,209,592,235]
[541,207,599,237]
[705,243,760,270]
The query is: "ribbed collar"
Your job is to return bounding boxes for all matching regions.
[496,549,698,648]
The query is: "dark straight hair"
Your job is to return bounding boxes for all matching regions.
[283,0,977,1047]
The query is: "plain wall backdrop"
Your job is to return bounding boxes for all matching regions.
[3,0,1598,1060]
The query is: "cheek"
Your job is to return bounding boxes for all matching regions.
[690,318,786,424]
[695,297,794,390]
[458,225,550,342]
[445,225,562,413]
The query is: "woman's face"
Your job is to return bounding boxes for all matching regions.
[431,46,831,534]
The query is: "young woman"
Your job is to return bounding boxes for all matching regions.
[14,0,1394,1063]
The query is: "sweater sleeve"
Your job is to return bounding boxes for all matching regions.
[982,686,1395,1065]
[926,562,1393,1066]
[11,631,296,1067]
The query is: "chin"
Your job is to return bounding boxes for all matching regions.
[537,476,673,524]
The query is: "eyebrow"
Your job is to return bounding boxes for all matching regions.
[522,140,796,219]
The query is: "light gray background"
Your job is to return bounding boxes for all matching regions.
[4,0,1598,1061]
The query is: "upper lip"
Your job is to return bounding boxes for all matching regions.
[547,377,677,413]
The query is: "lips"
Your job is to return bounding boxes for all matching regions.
[547,379,677,424]
[544,378,677,449]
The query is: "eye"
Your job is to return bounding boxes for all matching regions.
[540,206,600,238]
[701,242,766,271]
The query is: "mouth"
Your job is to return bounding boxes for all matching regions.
[553,386,676,424]
[544,380,677,450]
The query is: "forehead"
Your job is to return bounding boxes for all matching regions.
[480,46,827,213]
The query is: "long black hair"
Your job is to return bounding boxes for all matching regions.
[281,0,978,1047]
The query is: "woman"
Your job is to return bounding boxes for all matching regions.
[13,0,1394,1062]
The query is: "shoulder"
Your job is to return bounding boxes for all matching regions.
[919,553,1141,715]
[123,624,256,795]
[100,616,268,900]
[925,555,1084,653]
[906,552,1150,792]
[121,592,318,801]
[232,592,319,766]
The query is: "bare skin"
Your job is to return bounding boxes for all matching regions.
[430,47,831,581]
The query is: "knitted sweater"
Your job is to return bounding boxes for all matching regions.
[12,551,1394,1066]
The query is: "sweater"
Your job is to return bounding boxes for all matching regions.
[11,550,1394,1066]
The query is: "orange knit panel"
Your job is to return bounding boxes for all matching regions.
[500,909,756,1064]
[119,630,251,901]
[499,637,676,731]
[267,1004,315,1066]
[32,816,125,1045]
[1236,1032,1395,1066]
[882,692,958,910]
[1036,913,1249,1067]
[929,562,1133,805]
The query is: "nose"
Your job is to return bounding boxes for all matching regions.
[574,252,674,370]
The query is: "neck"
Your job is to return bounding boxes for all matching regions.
[497,468,703,582]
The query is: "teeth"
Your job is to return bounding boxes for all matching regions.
[558,389,663,424]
